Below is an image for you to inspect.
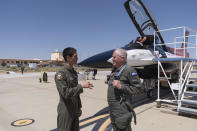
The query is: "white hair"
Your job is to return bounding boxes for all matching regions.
[114,48,127,59]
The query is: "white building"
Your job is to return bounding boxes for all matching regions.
[50,50,64,61]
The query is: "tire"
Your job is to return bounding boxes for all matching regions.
[156,101,161,108]
[147,89,153,98]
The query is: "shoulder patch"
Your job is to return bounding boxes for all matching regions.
[74,74,78,78]
[131,72,137,77]
[56,73,63,80]
[114,72,119,76]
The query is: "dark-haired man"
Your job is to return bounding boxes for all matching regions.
[55,47,93,131]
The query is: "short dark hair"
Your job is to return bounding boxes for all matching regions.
[63,47,77,62]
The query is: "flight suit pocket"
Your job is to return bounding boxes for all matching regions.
[115,112,132,129]
[114,102,132,129]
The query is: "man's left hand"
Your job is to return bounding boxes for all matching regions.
[113,80,121,89]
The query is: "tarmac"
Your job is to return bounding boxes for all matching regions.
[0,71,197,131]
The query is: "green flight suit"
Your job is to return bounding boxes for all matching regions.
[55,64,83,131]
[108,64,143,131]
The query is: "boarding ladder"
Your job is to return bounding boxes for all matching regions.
[178,62,197,115]
[156,58,194,107]
[154,26,197,116]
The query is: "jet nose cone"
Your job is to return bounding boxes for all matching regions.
[107,58,112,63]
[78,49,114,68]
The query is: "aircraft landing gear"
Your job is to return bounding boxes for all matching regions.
[143,79,156,98]
[156,101,161,108]
[147,89,153,98]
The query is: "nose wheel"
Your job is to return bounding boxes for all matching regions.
[147,89,153,98]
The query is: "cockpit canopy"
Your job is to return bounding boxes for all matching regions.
[124,0,167,51]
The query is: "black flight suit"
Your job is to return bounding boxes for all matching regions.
[55,64,83,131]
[108,64,143,131]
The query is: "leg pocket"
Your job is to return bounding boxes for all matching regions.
[115,112,132,130]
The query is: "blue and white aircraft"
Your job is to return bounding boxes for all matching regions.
[79,0,189,80]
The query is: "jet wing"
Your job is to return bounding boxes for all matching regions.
[124,0,167,51]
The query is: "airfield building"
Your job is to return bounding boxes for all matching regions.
[50,50,64,61]
[0,50,64,67]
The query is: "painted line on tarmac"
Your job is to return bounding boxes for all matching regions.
[11,118,35,127]
[98,117,111,131]
[79,114,109,127]
[79,97,154,130]
[80,90,169,130]
[98,97,154,130]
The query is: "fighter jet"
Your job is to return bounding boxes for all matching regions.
[78,0,189,80]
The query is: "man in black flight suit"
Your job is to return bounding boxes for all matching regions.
[106,48,143,131]
[55,47,93,131]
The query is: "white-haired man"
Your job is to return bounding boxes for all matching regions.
[106,48,143,131]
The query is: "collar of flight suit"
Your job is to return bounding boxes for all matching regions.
[114,63,127,74]
[64,64,74,73]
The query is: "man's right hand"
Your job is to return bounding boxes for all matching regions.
[80,80,94,89]
[104,78,108,84]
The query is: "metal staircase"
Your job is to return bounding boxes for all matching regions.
[178,62,197,115]
[154,26,197,116]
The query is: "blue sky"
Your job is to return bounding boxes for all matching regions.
[0,0,197,62]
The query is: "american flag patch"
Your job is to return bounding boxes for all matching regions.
[57,73,63,80]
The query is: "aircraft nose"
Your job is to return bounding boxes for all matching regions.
[78,49,114,68]
[107,58,112,63]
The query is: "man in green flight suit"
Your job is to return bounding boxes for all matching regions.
[55,47,93,131]
[106,48,144,131]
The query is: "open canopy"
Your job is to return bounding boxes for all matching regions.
[124,0,167,51]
